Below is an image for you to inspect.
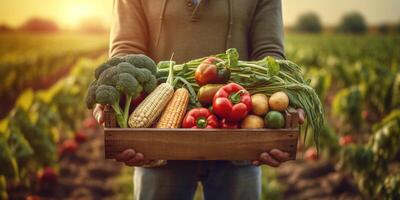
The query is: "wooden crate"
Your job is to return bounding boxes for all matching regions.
[103,107,300,160]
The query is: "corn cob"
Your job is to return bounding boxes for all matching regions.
[128,54,176,128]
[128,83,174,128]
[156,88,189,128]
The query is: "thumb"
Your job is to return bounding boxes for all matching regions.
[296,108,305,124]
[93,104,105,124]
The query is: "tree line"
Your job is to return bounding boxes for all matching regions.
[295,12,400,34]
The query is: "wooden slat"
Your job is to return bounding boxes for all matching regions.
[285,110,292,128]
[103,106,300,161]
[104,105,116,128]
[104,128,299,160]
[287,107,299,128]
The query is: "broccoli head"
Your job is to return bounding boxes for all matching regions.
[95,85,119,106]
[117,62,137,76]
[95,85,128,127]
[116,73,142,100]
[106,56,124,66]
[123,54,157,75]
[85,80,98,109]
[87,54,159,127]
[116,62,157,91]
[142,77,158,94]
[116,73,143,123]
[94,63,113,79]
[133,67,150,83]
[97,66,119,86]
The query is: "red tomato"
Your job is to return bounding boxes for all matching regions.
[74,130,87,143]
[83,117,98,129]
[339,135,354,146]
[304,148,318,161]
[61,139,78,155]
[26,195,41,200]
[37,167,58,184]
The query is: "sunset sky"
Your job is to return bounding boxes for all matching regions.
[0,0,399,29]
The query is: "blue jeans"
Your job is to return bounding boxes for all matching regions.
[134,161,261,200]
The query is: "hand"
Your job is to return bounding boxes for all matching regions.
[252,149,291,167]
[297,108,305,124]
[252,108,306,167]
[93,105,158,166]
[93,104,105,125]
[115,149,153,166]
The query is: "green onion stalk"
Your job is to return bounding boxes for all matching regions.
[156,48,324,150]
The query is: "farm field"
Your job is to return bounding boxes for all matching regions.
[0,33,399,199]
[0,33,108,118]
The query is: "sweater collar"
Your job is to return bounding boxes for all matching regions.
[156,0,234,50]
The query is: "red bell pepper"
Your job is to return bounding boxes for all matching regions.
[182,108,219,128]
[221,118,238,129]
[213,83,252,122]
[195,57,230,86]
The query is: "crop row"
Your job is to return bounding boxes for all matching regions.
[286,34,400,198]
[0,55,106,199]
[0,33,108,96]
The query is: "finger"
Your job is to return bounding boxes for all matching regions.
[140,160,155,166]
[269,149,290,162]
[252,160,261,166]
[115,152,125,162]
[125,153,147,166]
[115,149,136,162]
[125,157,139,166]
[135,153,145,161]
[93,104,105,124]
[297,108,305,124]
[259,152,280,167]
[134,159,151,166]
[143,160,153,165]
[115,150,135,162]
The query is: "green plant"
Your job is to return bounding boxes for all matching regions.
[0,55,105,198]
[338,110,400,198]
[332,86,363,132]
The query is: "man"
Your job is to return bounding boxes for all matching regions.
[94,0,303,199]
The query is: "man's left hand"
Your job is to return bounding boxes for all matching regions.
[252,149,291,167]
[252,108,305,167]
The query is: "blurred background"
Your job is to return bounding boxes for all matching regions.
[0,0,399,199]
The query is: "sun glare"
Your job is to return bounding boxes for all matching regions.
[63,3,95,28]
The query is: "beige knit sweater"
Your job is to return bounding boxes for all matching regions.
[109,0,285,63]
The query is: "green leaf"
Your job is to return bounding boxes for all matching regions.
[266,57,280,76]
[36,80,63,103]
[391,73,400,108]
[157,61,176,69]
[176,64,189,77]
[0,136,19,179]
[15,89,34,111]
[226,48,239,68]
[0,119,8,135]
[8,126,34,159]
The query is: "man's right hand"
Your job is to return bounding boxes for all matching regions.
[92,104,151,166]
[115,149,153,166]
[93,104,105,125]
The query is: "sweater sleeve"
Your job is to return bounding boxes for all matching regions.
[109,0,149,58]
[249,0,285,60]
